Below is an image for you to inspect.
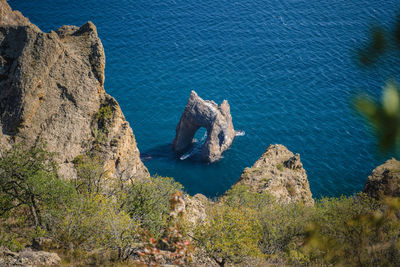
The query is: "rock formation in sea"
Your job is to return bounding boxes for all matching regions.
[173,90,235,163]
[0,0,149,181]
[364,158,400,199]
[234,144,314,205]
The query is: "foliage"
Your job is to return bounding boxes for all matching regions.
[355,18,400,152]
[0,144,75,227]
[124,176,183,237]
[138,191,193,266]
[303,195,400,266]
[72,154,109,194]
[194,200,263,266]
[50,193,139,255]
[95,105,113,124]
[355,81,400,151]
[277,163,284,171]
[222,184,274,210]
[93,104,114,145]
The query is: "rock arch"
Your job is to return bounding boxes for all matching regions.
[173,91,235,162]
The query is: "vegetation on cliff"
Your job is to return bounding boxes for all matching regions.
[1,144,400,266]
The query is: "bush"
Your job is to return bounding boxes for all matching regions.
[51,193,138,255]
[222,184,274,210]
[194,201,263,267]
[303,195,400,266]
[0,144,75,227]
[124,176,183,237]
[72,154,108,194]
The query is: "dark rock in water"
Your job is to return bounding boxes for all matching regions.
[234,144,314,206]
[364,158,400,200]
[173,91,235,163]
[0,1,149,181]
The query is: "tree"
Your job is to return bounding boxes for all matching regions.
[0,144,74,227]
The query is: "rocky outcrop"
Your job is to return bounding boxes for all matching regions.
[0,0,30,26]
[0,2,148,181]
[173,91,235,163]
[184,193,208,227]
[0,247,61,267]
[364,158,400,200]
[235,144,314,205]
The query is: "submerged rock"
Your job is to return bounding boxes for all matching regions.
[364,158,400,199]
[235,144,314,205]
[0,2,148,181]
[173,91,235,163]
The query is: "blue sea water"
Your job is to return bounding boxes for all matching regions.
[9,0,400,198]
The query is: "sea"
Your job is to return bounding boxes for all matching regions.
[9,0,400,198]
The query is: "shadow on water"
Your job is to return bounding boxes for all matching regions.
[142,127,209,164]
[140,130,248,198]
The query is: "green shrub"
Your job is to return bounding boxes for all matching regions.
[51,193,138,254]
[93,104,114,145]
[73,154,107,194]
[124,176,183,237]
[258,201,312,264]
[95,105,113,123]
[303,195,400,266]
[222,184,274,210]
[194,202,263,266]
[0,144,75,227]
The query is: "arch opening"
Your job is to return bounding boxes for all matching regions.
[179,127,208,160]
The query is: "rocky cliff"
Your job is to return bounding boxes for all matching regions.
[364,158,400,199]
[0,0,148,181]
[235,144,314,205]
[173,91,235,162]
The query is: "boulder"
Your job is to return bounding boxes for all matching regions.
[364,158,400,200]
[184,193,208,227]
[173,91,235,162]
[0,247,61,267]
[235,144,314,205]
[0,2,149,181]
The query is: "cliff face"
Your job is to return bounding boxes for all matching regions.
[364,158,400,200]
[235,144,314,205]
[0,1,149,181]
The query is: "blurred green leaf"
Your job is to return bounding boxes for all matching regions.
[355,81,400,151]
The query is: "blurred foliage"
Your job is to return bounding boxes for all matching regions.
[355,17,400,152]
[356,81,400,151]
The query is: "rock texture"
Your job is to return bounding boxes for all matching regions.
[0,1,148,181]
[364,158,400,200]
[184,193,208,227]
[0,0,30,26]
[173,91,235,162]
[0,247,61,267]
[235,144,314,205]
